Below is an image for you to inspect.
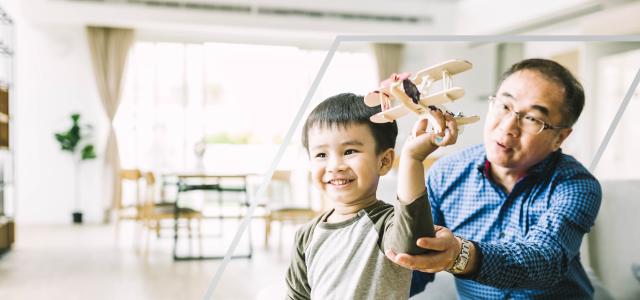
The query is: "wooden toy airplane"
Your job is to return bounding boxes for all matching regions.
[364,59,480,134]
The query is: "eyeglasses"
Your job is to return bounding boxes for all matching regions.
[487,95,568,135]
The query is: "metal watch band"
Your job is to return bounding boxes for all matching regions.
[447,236,471,274]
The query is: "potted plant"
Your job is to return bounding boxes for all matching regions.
[54,113,96,224]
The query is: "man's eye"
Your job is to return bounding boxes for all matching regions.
[315,153,326,158]
[523,115,539,123]
[500,103,510,111]
[345,149,358,155]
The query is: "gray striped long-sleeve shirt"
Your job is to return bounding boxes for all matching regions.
[286,192,434,299]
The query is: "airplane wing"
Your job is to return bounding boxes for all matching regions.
[412,60,472,86]
[364,87,391,107]
[454,115,480,126]
[369,105,410,123]
[418,87,465,106]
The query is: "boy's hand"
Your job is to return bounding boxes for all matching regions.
[402,109,458,162]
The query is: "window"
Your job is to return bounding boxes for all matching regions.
[116,42,377,173]
[594,47,640,179]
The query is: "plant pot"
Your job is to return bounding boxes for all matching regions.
[72,211,83,224]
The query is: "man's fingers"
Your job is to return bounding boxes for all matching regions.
[386,249,416,269]
[416,237,450,251]
[385,249,397,261]
[386,251,450,273]
[416,225,455,250]
[392,253,431,271]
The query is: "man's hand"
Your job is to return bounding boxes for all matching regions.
[403,109,458,162]
[385,225,462,273]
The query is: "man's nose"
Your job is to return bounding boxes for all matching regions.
[499,112,520,136]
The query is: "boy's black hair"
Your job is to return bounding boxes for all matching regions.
[501,58,585,127]
[301,93,398,154]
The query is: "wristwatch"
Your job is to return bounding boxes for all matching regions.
[447,236,471,274]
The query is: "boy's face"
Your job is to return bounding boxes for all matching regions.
[306,123,393,208]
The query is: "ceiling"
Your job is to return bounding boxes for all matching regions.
[12,0,640,47]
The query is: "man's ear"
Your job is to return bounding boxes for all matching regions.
[379,148,395,176]
[552,127,572,151]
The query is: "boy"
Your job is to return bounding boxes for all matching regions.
[285,93,458,299]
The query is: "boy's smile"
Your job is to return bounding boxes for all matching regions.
[325,178,355,188]
[307,123,393,217]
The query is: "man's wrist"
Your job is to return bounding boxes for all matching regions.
[446,236,472,275]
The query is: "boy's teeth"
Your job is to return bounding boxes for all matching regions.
[331,179,349,185]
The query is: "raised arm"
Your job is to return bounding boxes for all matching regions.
[383,110,458,255]
[397,111,457,203]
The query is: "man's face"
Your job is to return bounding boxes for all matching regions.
[307,124,392,207]
[483,70,572,173]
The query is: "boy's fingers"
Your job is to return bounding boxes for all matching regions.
[426,108,445,134]
[433,115,459,146]
[444,116,458,144]
[412,118,429,138]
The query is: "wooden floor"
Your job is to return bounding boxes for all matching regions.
[0,221,294,300]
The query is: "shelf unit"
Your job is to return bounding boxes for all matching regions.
[0,4,14,254]
[0,85,8,147]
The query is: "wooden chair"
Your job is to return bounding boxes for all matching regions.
[115,169,144,245]
[141,171,202,255]
[263,170,318,250]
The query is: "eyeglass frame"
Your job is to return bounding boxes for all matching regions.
[487,95,569,135]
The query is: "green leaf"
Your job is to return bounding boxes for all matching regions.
[80,144,96,160]
[54,113,95,158]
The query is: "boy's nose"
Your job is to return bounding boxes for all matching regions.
[327,157,347,172]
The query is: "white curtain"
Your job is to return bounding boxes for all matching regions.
[372,43,405,82]
[86,26,135,222]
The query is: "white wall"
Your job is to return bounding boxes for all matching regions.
[590,180,640,300]
[14,19,108,224]
[456,0,595,34]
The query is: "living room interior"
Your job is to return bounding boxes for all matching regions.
[0,0,639,299]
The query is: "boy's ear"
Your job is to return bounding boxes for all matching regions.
[379,148,395,175]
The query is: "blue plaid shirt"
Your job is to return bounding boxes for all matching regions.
[411,144,602,299]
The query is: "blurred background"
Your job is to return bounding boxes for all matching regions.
[0,0,638,299]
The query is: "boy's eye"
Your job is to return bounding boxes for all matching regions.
[315,152,326,158]
[344,149,358,155]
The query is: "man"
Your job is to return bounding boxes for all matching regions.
[386,58,602,298]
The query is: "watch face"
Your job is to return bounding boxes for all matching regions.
[402,79,420,104]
